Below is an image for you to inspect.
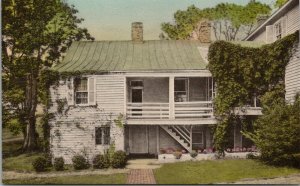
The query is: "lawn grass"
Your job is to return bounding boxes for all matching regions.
[3,174,126,184]
[154,159,300,184]
[3,153,44,172]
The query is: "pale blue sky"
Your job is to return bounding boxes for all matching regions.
[67,0,275,40]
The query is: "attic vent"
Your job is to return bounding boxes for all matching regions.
[197,47,209,64]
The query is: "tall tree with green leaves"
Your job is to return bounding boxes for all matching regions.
[275,0,288,8]
[161,1,271,41]
[2,0,94,151]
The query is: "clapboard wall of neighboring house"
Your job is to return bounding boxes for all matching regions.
[49,76,125,164]
[286,3,300,34]
[246,0,300,103]
[285,44,300,102]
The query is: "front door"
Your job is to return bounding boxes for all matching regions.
[129,126,148,154]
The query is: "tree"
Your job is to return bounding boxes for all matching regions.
[161,1,271,41]
[244,94,300,166]
[2,0,94,151]
[275,0,288,8]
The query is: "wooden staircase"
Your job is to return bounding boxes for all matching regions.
[160,126,192,152]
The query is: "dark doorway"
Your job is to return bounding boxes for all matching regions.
[131,89,143,116]
[132,89,143,103]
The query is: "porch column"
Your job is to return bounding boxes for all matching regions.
[169,76,175,119]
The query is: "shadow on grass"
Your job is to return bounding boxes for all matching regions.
[2,139,24,158]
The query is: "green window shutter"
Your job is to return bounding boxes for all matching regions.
[88,77,96,105]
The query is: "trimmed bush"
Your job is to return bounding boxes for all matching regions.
[293,153,300,168]
[93,154,110,169]
[111,151,127,168]
[246,153,257,159]
[32,156,47,172]
[54,157,64,171]
[44,153,53,168]
[72,155,90,170]
[190,151,198,158]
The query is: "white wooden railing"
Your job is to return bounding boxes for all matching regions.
[126,102,170,119]
[127,101,214,119]
[175,101,214,118]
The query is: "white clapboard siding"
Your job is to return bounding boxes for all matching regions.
[96,76,125,113]
[285,45,300,103]
[286,3,300,35]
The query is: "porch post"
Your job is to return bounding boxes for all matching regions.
[169,76,175,119]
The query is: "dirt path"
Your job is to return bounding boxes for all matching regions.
[2,169,129,180]
[229,174,300,184]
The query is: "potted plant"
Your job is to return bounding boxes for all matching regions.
[173,151,182,159]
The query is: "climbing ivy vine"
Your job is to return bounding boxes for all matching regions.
[208,31,299,154]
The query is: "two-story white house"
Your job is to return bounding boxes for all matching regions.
[245,0,300,103]
[49,22,263,163]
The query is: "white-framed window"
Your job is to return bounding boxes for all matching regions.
[274,20,282,40]
[175,78,189,102]
[72,77,96,105]
[95,127,110,145]
[74,77,88,104]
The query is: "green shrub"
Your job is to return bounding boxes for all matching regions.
[93,154,110,169]
[293,153,300,168]
[111,151,127,168]
[245,95,300,167]
[44,153,53,168]
[32,156,47,172]
[72,155,90,170]
[190,151,198,158]
[54,157,64,171]
[246,153,257,159]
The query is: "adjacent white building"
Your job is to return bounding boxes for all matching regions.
[245,0,300,103]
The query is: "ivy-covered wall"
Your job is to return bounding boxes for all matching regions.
[208,31,299,153]
[48,77,125,164]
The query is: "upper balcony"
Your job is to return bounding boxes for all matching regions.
[125,76,216,125]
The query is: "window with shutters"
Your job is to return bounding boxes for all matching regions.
[74,77,88,104]
[95,127,110,145]
[274,20,282,40]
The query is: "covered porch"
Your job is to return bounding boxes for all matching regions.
[126,75,215,120]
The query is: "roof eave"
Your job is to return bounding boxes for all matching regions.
[244,0,297,41]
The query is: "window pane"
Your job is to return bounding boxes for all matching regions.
[131,80,143,87]
[75,78,88,91]
[76,92,88,104]
[175,79,187,91]
[95,127,102,145]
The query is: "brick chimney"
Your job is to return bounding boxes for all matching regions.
[198,20,211,43]
[131,22,143,43]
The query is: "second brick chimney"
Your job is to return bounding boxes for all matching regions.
[131,22,143,43]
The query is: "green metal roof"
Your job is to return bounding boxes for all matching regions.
[53,40,211,72]
[53,40,265,73]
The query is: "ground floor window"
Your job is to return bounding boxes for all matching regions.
[95,127,110,145]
